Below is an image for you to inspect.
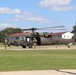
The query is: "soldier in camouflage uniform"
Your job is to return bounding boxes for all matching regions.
[4,37,8,49]
[33,38,37,48]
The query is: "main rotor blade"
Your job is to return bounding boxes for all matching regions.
[22,28,37,31]
[37,26,65,30]
[22,26,65,31]
[39,28,66,30]
[46,29,66,30]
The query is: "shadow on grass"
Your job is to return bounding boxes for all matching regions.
[56,69,76,75]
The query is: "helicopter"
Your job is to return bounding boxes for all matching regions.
[6,26,74,48]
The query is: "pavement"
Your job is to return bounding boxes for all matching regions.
[0,70,76,75]
[0,45,76,50]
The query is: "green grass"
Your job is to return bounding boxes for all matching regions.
[0,43,4,47]
[0,49,76,71]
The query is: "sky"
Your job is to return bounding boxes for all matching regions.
[0,0,76,32]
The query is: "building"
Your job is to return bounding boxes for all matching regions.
[50,32,66,39]
[51,31,74,39]
[62,31,74,39]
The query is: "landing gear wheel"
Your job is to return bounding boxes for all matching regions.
[22,45,26,48]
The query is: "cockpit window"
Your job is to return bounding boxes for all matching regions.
[16,36,22,40]
[16,37,19,39]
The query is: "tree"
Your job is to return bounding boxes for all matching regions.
[0,28,22,42]
[72,25,76,33]
[72,22,76,33]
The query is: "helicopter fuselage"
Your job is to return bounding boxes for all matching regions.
[6,32,73,48]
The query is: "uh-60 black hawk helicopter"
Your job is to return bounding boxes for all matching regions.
[6,26,74,48]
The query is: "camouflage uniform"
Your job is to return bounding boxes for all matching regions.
[33,38,37,48]
[4,38,8,49]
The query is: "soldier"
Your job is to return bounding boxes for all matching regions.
[4,37,8,49]
[4,37,11,49]
[29,38,33,48]
[33,38,37,48]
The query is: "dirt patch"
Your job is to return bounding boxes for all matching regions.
[0,45,76,50]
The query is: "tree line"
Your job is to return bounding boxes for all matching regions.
[0,28,22,42]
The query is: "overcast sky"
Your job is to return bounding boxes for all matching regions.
[0,0,76,32]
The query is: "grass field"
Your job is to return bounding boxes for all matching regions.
[0,49,76,71]
[0,43,4,47]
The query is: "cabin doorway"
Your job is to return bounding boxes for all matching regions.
[36,37,41,45]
